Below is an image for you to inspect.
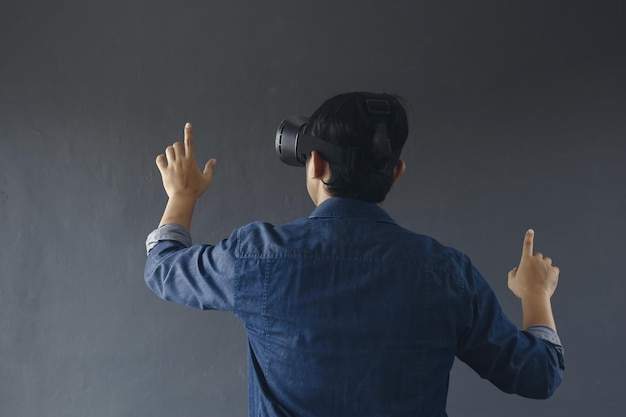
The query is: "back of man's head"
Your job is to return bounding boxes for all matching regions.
[305,91,409,203]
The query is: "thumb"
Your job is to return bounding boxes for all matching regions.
[203,158,217,176]
[508,267,518,280]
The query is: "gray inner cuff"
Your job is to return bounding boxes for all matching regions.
[526,325,562,346]
[145,223,192,254]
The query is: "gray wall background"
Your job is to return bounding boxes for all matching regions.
[1,1,625,416]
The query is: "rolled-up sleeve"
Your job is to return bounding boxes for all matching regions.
[525,325,562,347]
[144,224,239,311]
[145,223,193,254]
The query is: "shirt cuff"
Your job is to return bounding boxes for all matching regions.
[525,325,562,347]
[145,223,192,254]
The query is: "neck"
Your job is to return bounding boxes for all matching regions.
[311,188,332,207]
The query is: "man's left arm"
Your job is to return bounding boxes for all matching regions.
[143,123,238,311]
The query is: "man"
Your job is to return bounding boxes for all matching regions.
[145,92,564,417]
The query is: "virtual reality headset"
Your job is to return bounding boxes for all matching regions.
[275,98,395,168]
[275,116,363,167]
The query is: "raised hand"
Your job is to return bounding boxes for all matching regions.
[156,123,217,200]
[156,123,217,230]
[507,229,560,330]
[508,229,560,300]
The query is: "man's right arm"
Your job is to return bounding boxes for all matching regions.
[455,230,563,399]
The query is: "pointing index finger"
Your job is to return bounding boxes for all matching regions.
[522,229,534,258]
[184,122,194,157]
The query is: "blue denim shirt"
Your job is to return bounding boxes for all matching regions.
[145,198,564,417]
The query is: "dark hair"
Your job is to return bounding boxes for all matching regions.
[305,91,409,203]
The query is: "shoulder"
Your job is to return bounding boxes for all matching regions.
[236,219,306,238]
[392,226,468,266]
[233,218,309,256]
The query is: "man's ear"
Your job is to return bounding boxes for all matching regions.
[392,159,406,184]
[309,150,331,180]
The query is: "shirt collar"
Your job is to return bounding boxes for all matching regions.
[309,198,397,224]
